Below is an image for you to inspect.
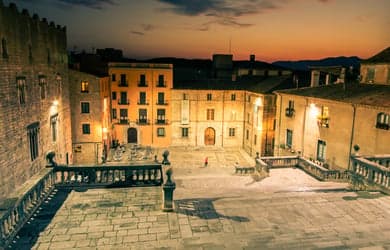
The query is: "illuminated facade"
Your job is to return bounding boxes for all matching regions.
[0,3,72,199]
[108,63,173,147]
[69,70,109,164]
[274,84,390,170]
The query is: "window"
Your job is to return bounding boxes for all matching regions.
[17,77,26,105]
[120,109,128,123]
[317,140,326,162]
[47,48,51,65]
[254,134,257,145]
[50,114,58,142]
[229,128,235,137]
[82,124,90,134]
[2,38,8,58]
[157,109,166,123]
[138,109,147,124]
[376,112,390,130]
[286,100,294,117]
[27,122,40,161]
[183,93,188,100]
[366,68,375,83]
[119,92,128,105]
[111,74,116,81]
[56,74,62,96]
[286,129,293,148]
[81,102,90,113]
[28,45,33,63]
[139,92,146,104]
[182,127,189,137]
[158,75,165,87]
[318,106,329,128]
[247,113,250,122]
[158,92,165,104]
[112,108,117,119]
[139,74,146,86]
[207,93,212,101]
[39,76,46,99]
[81,81,89,93]
[231,94,236,101]
[207,109,214,120]
[247,95,251,102]
[246,129,249,140]
[120,74,127,86]
[157,128,165,137]
[112,91,117,100]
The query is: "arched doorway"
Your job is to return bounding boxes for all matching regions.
[204,127,215,145]
[127,128,137,143]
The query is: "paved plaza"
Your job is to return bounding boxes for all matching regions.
[12,147,390,249]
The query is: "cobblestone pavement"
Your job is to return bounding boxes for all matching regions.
[12,147,390,249]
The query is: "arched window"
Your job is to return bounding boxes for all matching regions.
[376,112,389,130]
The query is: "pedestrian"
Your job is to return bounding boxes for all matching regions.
[204,157,208,167]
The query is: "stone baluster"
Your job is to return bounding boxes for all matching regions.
[162,168,175,212]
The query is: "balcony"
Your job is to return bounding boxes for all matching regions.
[118,81,128,87]
[156,119,168,125]
[118,99,130,105]
[137,81,148,87]
[376,122,389,130]
[156,101,168,105]
[119,118,129,124]
[136,119,150,125]
[317,116,329,128]
[137,100,149,105]
[285,108,294,117]
[156,81,166,87]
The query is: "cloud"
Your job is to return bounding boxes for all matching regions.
[130,31,145,36]
[157,0,286,29]
[56,0,117,9]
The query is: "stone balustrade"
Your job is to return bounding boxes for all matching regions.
[53,164,163,188]
[351,156,390,194]
[0,170,55,249]
[260,156,349,181]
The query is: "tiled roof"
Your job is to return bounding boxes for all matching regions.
[276,84,390,107]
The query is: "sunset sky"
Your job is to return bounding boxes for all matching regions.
[6,0,390,62]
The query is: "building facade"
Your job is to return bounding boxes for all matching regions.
[69,70,109,164]
[0,3,72,200]
[108,63,173,147]
[360,47,390,85]
[274,84,390,170]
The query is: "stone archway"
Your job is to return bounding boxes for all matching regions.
[127,127,137,143]
[204,127,215,145]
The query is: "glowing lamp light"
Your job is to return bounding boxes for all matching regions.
[309,103,319,117]
[52,100,59,106]
[255,98,262,107]
[102,127,108,133]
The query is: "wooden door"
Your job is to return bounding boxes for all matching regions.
[204,127,215,145]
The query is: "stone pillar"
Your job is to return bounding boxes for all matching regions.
[325,74,331,85]
[162,168,176,212]
[162,150,170,165]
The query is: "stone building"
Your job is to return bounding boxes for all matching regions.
[274,84,390,170]
[108,63,173,147]
[69,70,109,164]
[360,47,390,84]
[0,3,72,199]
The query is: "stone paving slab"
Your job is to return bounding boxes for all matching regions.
[10,148,390,249]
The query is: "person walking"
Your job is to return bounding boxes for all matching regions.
[204,157,208,167]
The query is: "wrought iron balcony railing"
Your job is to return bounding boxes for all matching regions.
[137,81,148,87]
[155,119,168,125]
[136,119,150,125]
[118,81,128,87]
[156,81,166,87]
[285,108,294,117]
[118,99,130,105]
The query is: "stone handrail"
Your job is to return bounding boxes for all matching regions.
[53,164,163,188]
[363,155,390,168]
[351,156,390,193]
[0,169,55,248]
[260,156,299,168]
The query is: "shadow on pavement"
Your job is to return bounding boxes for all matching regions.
[175,197,249,222]
[342,191,387,201]
[9,189,71,250]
